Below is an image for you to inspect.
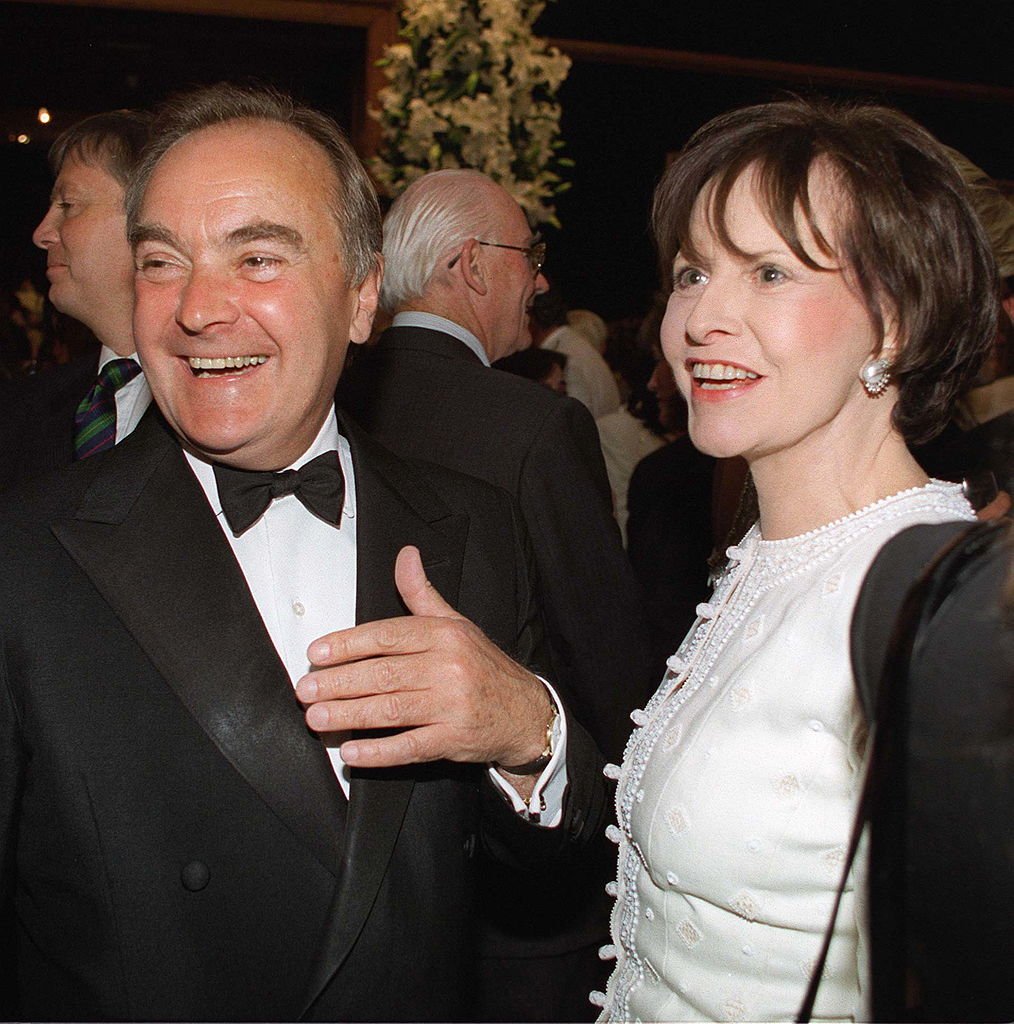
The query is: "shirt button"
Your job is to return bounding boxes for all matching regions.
[644,907,655,921]
[809,719,824,732]
[742,943,755,957]
[292,600,305,617]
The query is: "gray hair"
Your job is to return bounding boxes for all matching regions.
[380,169,504,312]
[126,82,381,286]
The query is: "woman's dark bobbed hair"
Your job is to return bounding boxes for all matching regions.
[652,97,999,444]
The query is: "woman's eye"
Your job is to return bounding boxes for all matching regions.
[757,265,786,284]
[673,266,707,290]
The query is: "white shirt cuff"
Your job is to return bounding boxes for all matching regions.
[487,678,568,827]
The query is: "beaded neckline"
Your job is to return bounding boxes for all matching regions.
[753,475,966,548]
[727,480,972,588]
[751,479,969,549]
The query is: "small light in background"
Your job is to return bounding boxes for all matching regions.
[37,107,51,124]
[17,133,31,144]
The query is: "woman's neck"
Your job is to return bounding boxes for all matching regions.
[751,431,928,540]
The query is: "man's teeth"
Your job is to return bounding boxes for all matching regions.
[188,355,268,371]
[692,362,759,388]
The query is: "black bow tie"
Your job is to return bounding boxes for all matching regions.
[213,451,345,536]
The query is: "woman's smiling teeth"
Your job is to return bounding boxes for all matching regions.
[692,362,760,389]
[188,355,268,377]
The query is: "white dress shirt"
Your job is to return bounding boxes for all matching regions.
[96,345,151,444]
[184,406,566,820]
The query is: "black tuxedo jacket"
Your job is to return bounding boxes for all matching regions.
[0,411,607,1022]
[339,326,656,763]
[0,351,98,491]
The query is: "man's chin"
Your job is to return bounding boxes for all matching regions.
[175,423,310,473]
[44,283,76,320]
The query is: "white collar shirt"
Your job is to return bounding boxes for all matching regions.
[96,345,152,444]
[185,405,564,821]
[186,408,359,796]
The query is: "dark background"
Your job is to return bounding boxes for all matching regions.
[2,0,1011,320]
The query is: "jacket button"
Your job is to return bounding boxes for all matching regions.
[463,834,477,860]
[181,860,210,891]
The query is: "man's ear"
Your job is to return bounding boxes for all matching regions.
[458,239,489,297]
[349,257,383,345]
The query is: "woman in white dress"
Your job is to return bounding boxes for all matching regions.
[594,99,999,1023]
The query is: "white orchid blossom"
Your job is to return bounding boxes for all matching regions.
[370,0,572,226]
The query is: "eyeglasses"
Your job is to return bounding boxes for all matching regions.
[447,236,546,276]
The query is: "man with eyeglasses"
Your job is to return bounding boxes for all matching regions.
[339,169,655,1023]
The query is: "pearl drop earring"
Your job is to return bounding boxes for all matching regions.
[859,357,891,396]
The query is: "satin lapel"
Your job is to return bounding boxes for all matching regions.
[349,414,467,622]
[301,417,469,1013]
[51,414,347,877]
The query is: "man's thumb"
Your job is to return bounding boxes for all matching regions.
[394,545,461,618]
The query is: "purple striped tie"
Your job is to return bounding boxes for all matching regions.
[73,358,143,459]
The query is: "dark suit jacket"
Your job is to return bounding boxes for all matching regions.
[851,521,1013,1022]
[339,326,656,763]
[341,328,646,1016]
[0,411,607,1022]
[626,437,717,674]
[0,351,98,491]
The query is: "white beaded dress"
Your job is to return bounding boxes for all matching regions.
[597,481,974,1023]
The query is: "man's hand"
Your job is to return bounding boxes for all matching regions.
[976,489,1011,522]
[295,545,554,771]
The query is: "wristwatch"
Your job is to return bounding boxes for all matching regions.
[495,707,558,775]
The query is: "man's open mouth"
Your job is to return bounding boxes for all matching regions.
[188,355,267,378]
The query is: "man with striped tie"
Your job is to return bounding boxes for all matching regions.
[0,109,151,488]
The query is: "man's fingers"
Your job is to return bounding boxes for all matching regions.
[306,547,465,666]
[340,725,455,768]
[303,687,438,734]
[307,616,441,668]
[394,545,462,619]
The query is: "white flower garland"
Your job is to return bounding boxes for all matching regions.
[370,0,572,226]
